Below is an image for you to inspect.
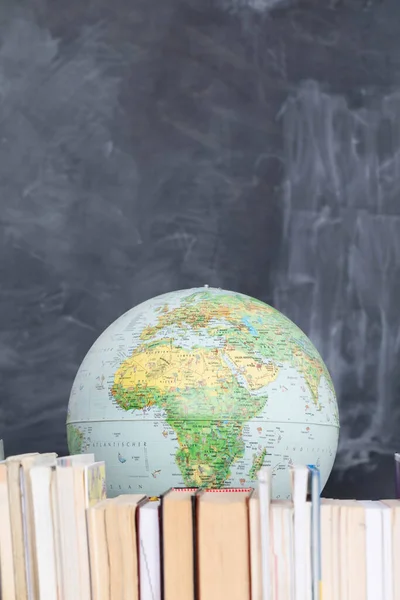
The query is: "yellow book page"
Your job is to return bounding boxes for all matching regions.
[85,462,107,508]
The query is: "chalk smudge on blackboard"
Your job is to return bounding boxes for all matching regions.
[275,80,400,472]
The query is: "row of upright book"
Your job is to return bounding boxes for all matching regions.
[0,449,400,600]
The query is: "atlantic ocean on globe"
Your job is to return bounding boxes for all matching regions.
[67,287,339,498]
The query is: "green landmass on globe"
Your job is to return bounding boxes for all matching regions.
[67,287,339,498]
[67,420,84,455]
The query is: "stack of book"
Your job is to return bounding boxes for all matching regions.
[0,452,106,600]
[0,452,400,600]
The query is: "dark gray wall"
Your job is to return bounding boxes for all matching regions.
[1,0,399,498]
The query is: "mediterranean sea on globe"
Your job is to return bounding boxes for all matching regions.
[66,287,339,499]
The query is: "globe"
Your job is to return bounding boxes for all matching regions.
[67,287,339,498]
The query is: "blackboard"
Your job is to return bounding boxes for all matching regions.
[0,0,398,499]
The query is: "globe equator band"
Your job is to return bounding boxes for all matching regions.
[67,419,339,428]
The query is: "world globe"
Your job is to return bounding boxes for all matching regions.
[66,287,339,498]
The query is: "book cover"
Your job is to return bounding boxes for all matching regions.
[159,487,198,600]
[104,495,145,600]
[195,487,253,600]
[30,465,59,600]
[137,497,162,600]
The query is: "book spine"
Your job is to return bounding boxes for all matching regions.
[192,493,199,600]
[159,493,165,600]
[308,465,322,600]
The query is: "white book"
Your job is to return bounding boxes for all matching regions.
[139,500,161,600]
[0,461,16,600]
[339,503,349,600]
[283,502,295,600]
[30,466,59,600]
[271,502,294,600]
[381,500,400,600]
[73,461,106,600]
[0,440,4,460]
[56,465,80,600]
[305,502,312,600]
[50,468,63,599]
[6,453,39,600]
[361,501,384,600]
[55,454,97,600]
[378,502,393,600]
[331,502,341,600]
[20,453,57,600]
[290,465,311,600]
[270,503,279,600]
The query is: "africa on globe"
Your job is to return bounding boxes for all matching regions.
[66,287,339,498]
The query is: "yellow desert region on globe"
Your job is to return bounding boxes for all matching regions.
[67,287,339,498]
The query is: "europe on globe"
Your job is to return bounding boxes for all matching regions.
[66,287,339,498]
